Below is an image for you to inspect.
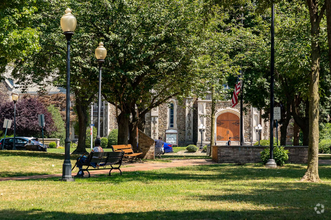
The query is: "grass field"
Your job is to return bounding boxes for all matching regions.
[0,151,331,219]
[172,146,187,153]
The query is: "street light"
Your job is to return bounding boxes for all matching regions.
[60,8,76,181]
[95,42,107,139]
[266,2,277,168]
[255,124,262,146]
[199,124,206,149]
[11,93,18,150]
[151,116,158,139]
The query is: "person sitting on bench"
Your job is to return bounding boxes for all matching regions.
[75,138,104,177]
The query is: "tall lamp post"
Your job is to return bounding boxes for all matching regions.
[12,93,18,150]
[266,2,277,168]
[60,8,77,181]
[255,124,262,146]
[95,42,107,139]
[199,124,205,149]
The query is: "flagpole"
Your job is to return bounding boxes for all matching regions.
[240,74,244,146]
[239,11,244,146]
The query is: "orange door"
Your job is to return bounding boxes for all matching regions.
[216,113,240,141]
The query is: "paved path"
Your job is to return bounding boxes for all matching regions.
[166,149,207,156]
[0,159,215,181]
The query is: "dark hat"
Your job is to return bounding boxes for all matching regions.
[95,138,101,146]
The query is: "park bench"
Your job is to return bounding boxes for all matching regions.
[111,144,142,161]
[73,151,124,178]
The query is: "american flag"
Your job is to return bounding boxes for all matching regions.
[231,79,241,107]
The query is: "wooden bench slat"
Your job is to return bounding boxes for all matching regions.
[115,149,133,153]
[125,152,142,157]
[111,144,142,161]
[112,145,132,150]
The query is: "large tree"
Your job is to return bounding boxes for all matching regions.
[11,0,99,154]
[10,0,206,152]
[301,0,325,182]
[0,0,42,79]
[81,0,206,146]
[0,97,55,137]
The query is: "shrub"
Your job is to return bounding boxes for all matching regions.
[108,129,118,147]
[47,105,65,145]
[202,145,208,152]
[186,144,198,152]
[319,139,331,154]
[48,142,56,148]
[70,143,77,148]
[0,134,14,139]
[254,138,280,146]
[260,146,289,166]
[320,123,331,141]
[101,137,108,148]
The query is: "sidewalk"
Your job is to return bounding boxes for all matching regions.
[0,159,215,181]
[166,149,207,156]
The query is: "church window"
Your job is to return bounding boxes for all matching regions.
[169,103,174,128]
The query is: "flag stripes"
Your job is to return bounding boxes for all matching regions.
[231,80,241,107]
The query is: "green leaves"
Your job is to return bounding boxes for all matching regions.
[0,1,41,67]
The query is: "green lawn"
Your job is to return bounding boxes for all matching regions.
[172,146,187,153]
[0,151,331,219]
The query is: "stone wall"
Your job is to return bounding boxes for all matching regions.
[145,111,152,138]
[212,145,308,164]
[177,103,186,146]
[158,102,168,140]
[156,99,188,145]
[108,104,118,131]
[138,130,155,159]
[0,81,10,101]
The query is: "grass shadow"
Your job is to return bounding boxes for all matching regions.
[66,163,331,185]
[0,150,78,160]
[0,208,327,220]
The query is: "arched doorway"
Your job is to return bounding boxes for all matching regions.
[216,112,240,141]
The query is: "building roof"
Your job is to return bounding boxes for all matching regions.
[2,65,66,95]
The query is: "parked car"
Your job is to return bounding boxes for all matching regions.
[0,137,47,151]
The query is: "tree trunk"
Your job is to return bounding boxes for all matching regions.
[138,112,146,131]
[209,85,215,156]
[129,122,139,152]
[301,0,322,182]
[292,99,309,146]
[129,106,139,152]
[280,99,291,146]
[117,112,130,144]
[302,119,309,146]
[72,97,88,154]
[293,122,300,146]
[325,0,331,73]
[280,118,289,146]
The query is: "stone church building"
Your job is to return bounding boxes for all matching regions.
[105,96,271,147]
[142,98,269,147]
